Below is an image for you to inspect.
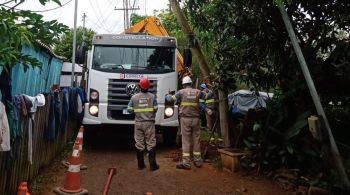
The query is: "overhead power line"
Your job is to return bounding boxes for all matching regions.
[1,0,73,12]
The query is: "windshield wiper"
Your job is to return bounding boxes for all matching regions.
[111,64,124,70]
[100,63,125,70]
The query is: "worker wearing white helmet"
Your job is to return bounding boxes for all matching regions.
[166,76,211,169]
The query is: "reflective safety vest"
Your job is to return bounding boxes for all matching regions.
[129,92,157,122]
[178,88,201,117]
[205,89,215,110]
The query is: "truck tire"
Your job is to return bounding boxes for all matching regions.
[163,127,179,146]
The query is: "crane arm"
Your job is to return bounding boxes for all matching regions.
[126,17,185,74]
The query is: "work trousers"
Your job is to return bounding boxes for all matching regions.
[134,121,156,151]
[206,110,220,136]
[180,117,201,162]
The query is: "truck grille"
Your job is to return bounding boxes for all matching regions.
[107,79,157,120]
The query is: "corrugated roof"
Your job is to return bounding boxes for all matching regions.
[36,40,67,60]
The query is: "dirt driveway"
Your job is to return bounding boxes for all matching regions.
[36,127,287,195]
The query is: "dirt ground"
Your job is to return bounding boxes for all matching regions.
[30,127,287,195]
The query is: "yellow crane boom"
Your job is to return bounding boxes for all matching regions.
[126,16,185,75]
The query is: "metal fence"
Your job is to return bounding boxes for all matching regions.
[0,95,78,194]
[0,45,77,194]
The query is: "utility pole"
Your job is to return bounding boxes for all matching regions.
[82,13,87,28]
[169,0,232,147]
[71,0,78,87]
[115,0,139,30]
[279,4,350,187]
[82,13,87,38]
[81,13,87,88]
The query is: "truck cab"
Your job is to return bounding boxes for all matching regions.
[83,34,179,132]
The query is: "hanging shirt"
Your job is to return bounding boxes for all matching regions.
[0,102,11,151]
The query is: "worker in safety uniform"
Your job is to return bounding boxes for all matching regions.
[127,77,159,171]
[200,83,221,141]
[166,76,212,169]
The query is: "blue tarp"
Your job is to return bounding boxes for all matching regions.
[228,90,273,115]
[0,45,63,99]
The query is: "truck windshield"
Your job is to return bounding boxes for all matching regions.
[92,45,175,74]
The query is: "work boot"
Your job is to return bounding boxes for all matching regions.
[148,149,159,171]
[136,150,145,170]
[193,156,203,168]
[176,162,191,170]
[176,157,191,170]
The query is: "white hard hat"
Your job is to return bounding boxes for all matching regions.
[182,76,192,85]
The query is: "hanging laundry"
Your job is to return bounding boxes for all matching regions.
[44,91,61,140]
[22,94,46,164]
[76,87,87,123]
[60,87,70,132]
[0,102,10,151]
[12,95,23,136]
[69,88,78,120]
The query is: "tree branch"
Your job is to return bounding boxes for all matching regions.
[11,0,24,9]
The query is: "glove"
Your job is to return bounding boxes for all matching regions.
[205,108,213,116]
[165,94,173,102]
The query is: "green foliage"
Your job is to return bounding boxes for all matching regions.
[130,13,146,25]
[186,0,349,174]
[157,10,187,47]
[54,27,96,62]
[0,1,68,72]
[240,94,323,173]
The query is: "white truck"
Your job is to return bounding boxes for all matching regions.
[82,34,183,142]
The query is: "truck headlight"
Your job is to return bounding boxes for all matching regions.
[89,105,99,115]
[164,107,174,117]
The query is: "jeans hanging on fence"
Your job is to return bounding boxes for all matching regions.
[44,92,61,140]
[44,94,55,140]
[69,88,78,120]
[12,96,22,137]
[60,87,69,132]
[54,91,61,135]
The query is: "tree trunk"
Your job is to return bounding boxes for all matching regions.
[169,0,210,80]
[169,0,231,147]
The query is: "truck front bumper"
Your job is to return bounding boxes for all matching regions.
[83,103,179,127]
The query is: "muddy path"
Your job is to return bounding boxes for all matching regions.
[35,126,287,195]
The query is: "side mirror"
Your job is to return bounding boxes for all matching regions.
[75,44,86,64]
[183,48,192,67]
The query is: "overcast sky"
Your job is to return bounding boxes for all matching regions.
[12,0,170,34]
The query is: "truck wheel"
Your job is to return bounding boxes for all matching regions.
[83,125,97,147]
[163,127,179,146]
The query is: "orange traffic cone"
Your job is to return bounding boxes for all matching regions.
[54,140,88,195]
[62,126,87,170]
[17,182,30,195]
